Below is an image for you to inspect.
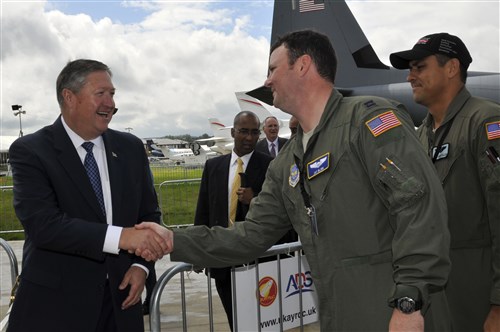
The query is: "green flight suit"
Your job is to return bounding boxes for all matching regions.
[416,87,500,331]
[172,89,452,331]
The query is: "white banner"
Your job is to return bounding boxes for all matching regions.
[233,254,319,331]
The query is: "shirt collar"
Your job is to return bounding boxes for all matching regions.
[267,138,278,146]
[61,115,104,151]
[231,150,253,166]
[423,87,471,129]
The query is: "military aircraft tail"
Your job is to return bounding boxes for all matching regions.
[247,0,499,126]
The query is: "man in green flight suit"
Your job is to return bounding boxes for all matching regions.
[136,30,452,331]
[390,32,500,332]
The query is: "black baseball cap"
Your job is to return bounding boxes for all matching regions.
[390,32,472,70]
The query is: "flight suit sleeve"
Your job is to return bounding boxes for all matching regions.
[356,103,451,313]
[476,116,500,304]
[171,162,292,267]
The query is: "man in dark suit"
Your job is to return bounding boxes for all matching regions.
[194,111,272,330]
[255,116,288,157]
[8,59,168,332]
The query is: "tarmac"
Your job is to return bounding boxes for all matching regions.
[1,241,319,332]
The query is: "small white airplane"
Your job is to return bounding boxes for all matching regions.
[194,118,234,155]
[147,139,215,165]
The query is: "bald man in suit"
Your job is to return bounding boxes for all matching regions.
[194,111,272,330]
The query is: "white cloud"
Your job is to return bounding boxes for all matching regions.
[348,1,499,73]
[1,0,498,140]
[1,1,271,138]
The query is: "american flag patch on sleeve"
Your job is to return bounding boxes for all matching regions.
[365,111,402,137]
[486,121,500,140]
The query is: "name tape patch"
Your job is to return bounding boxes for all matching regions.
[307,153,330,179]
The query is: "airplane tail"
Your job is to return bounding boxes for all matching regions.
[145,139,164,157]
[208,118,232,138]
[270,0,401,88]
[158,145,174,158]
[189,142,206,156]
[235,92,273,123]
[145,139,156,152]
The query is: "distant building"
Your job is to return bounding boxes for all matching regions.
[0,136,19,165]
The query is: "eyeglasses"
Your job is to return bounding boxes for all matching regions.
[235,128,261,137]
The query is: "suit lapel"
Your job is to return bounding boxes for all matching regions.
[218,154,231,201]
[52,117,106,222]
[245,153,266,186]
[215,155,231,224]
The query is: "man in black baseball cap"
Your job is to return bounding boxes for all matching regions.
[390,32,472,70]
[390,33,500,332]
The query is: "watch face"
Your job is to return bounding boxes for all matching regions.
[398,297,416,314]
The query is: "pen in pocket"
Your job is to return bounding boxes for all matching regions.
[485,146,500,164]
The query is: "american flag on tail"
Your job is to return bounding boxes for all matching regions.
[299,0,325,13]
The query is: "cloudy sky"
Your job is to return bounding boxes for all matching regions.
[1,0,499,140]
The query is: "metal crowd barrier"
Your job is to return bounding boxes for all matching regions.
[156,179,201,226]
[0,238,19,331]
[149,241,305,332]
[0,238,18,289]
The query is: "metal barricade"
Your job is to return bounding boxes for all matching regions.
[149,241,305,332]
[0,238,19,289]
[0,238,19,331]
[157,179,201,226]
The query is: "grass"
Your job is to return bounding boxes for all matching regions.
[0,165,203,240]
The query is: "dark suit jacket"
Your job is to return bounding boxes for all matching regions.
[8,116,160,332]
[194,151,272,279]
[255,137,288,157]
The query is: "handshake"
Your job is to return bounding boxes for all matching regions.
[119,222,173,261]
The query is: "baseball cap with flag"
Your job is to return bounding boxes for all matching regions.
[390,32,472,70]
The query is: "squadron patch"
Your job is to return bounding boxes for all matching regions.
[307,153,330,180]
[486,121,500,140]
[289,164,300,187]
[365,111,402,137]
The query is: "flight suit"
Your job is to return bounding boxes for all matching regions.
[417,87,500,331]
[171,89,452,331]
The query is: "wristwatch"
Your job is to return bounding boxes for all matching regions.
[392,296,422,314]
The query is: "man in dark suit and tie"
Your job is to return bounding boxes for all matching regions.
[8,59,169,332]
[194,111,273,330]
[255,116,288,158]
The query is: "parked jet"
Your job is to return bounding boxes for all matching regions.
[147,139,215,165]
[247,0,499,126]
[195,118,235,155]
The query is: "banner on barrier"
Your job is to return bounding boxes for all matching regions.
[233,255,319,331]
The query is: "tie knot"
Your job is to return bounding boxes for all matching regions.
[82,142,94,153]
[237,158,243,166]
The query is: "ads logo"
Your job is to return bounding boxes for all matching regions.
[258,276,278,307]
[285,271,314,298]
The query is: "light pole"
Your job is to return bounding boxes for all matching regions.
[12,105,26,137]
[125,127,133,133]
